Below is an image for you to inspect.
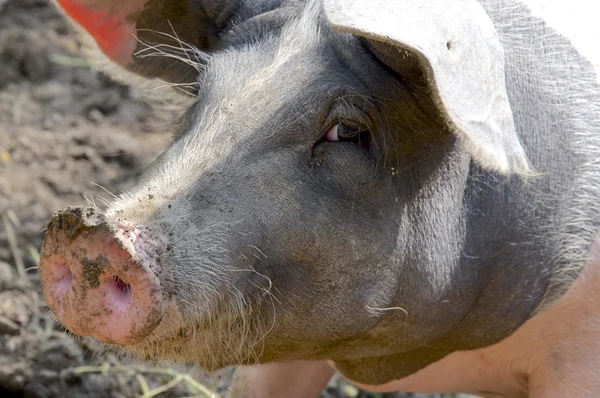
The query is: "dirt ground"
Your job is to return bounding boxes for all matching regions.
[0,1,459,397]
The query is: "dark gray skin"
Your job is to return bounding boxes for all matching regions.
[47,0,600,386]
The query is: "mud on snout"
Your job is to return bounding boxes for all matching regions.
[39,206,172,345]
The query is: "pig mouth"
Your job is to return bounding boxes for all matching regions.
[39,207,173,345]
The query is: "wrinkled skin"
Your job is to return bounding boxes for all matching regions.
[41,0,600,395]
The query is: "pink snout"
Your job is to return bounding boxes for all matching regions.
[39,207,164,345]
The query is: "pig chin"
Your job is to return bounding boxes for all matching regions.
[123,313,267,370]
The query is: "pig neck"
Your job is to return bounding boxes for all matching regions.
[347,232,600,397]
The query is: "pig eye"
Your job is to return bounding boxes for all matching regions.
[325,123,371,149]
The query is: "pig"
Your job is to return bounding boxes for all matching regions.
[40,0,600,396]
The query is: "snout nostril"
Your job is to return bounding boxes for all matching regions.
[115,276,132,296]
[106,275,133,300]
[48,262,73,296]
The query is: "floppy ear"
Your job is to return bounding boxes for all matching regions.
[323,0,531,175]
[56,0,234,85]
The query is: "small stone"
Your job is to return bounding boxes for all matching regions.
[87,108,104,123]
[0,290,33,326]
[0,261,15,289]
[0,315,20,335]
[342,384,359,397]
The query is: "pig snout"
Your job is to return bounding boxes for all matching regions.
[39,207,165,345]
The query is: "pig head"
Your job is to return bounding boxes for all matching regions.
[40,0,600,385]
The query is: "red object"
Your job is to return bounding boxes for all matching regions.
[56,0,142,65]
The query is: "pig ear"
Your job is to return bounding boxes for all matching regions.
[323,0,531,175]
[56,0,225,85]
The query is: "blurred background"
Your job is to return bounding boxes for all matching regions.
[0,1,462,397]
